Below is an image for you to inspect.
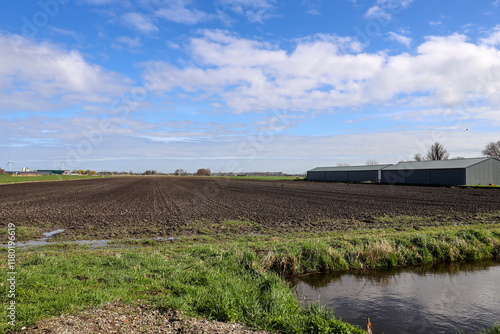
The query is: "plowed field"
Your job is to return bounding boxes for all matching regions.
[1,177,499,240]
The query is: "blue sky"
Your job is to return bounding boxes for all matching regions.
[1,0,500,173]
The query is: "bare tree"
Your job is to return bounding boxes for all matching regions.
[482,140,500,159]
[425,142,449,160]
[0,168,5,174]
[365,159,379,165]
[174,169,187,176]
[413,153,424,162]
[337,163,350,167]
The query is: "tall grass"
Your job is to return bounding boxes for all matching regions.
[256,226,500,276]
[476,324,500,334]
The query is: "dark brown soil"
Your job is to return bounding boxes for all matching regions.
[1,176,499,240]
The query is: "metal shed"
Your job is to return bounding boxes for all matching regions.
[307,165,393,183]
[36,170,69,175]
[380,157,500,185]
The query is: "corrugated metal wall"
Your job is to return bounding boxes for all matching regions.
[324,171,348,181]
[429,169,466,185]
[307,170,379,182]
[405,170,430,184]
[380,169,405,184]
[466,159,500,185]
[381,168,466,185]
[306,171,325,181]
[347,171,379,182]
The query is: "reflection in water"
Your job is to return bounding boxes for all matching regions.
[291,260,500,334]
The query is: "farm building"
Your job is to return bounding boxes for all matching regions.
[36,170,70,175]
[380,157,500,185]
[307,164,393,183]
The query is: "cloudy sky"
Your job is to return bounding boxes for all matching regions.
[1,0,500,173]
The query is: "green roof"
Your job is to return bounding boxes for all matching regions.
[308,164,393,172]
[382,157,495,171]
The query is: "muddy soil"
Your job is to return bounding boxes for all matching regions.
[1,177,499,240]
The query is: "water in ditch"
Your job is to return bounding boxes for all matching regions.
[290,260,500,334]
[0,229,180,249]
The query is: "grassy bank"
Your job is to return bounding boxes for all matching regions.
[480,324,500,334]
[0,174,111,185]
[1,224,500,333]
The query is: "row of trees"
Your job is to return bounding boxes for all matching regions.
[4,141,499,175]
[75,170,97,175]
[195,168,211,176]
[412,140,500,162]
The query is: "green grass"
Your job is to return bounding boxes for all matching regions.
[458,184,500,189]
[0,226,41,240]
[479,324,500,334]
[180,219,263,235]
[2,224,500,334]
[0,174,111,185]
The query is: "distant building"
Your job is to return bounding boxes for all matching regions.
[307,157,500,186]
[35,170,70,175]
[307,164,392,183]
[380,157,500,186]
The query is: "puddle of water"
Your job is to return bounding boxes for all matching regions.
[5,238,111,249]
[290,260,500,334]
[41,229,65,240]
[0,228,110,249]
[1,229,179,249]
[156,237,179,241]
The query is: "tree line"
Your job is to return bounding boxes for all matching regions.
[412,140,500,162]
[1,141,499,175]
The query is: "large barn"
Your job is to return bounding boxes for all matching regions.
[307,164,393,183]
[380,157,500,185]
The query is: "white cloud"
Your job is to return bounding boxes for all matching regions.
[387,31,412,47]
[217,0,277,23]
[122,12,158,33]
[111,36,142,50]
[365,0,413,21]
[155,0,212,24]
[365,6,391,20]
[142,30,500,114]
[301,0,321,15]
[480,25,500,47]
[0,34,133,112]
[306,9,320,15]
[429,20,443,26]
[49,27,81,41]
